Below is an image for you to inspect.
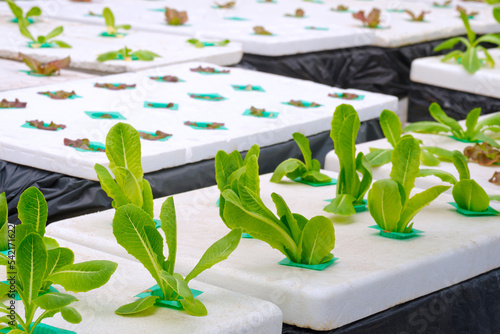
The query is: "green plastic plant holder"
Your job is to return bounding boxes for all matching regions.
[278,257,338,271]
[224,17,249,21]
[0,323,75,334]
[194,70,230,75]
[251,33,277,36]
[85,111,126,120]
[71,141,105,153]
[136,284,203,309]
[153,218,162,228]
[21,122,65,131]
[292,177,337,187]
[242,109,279,119]
[188,93,227,101]
[353,199,368,213]
[39,92,81,100]
[27,42,56,48]
[369,225,424,239]
[19,70,56,77]
[329,93,365,101]
[100,32,127,38]
[149,76,185,83]
[242,233,253,239]
[116,54,139,61]
[95,83,136,90]
[448,202,500,216]
[281,100,322,108]
[386,9,405,12]
[185,122,228,130]
[143,101,179,110]
[231,85,265,92]
[448,136,481,144]
[305,26,329,30]
[10,18,35,24]
[138,130,172,142]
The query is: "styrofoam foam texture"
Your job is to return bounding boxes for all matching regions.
[0,16,243,73]
[0,238,283,334]
[46,171,500,330]
[21,0,376,56]
[411,49,500,99]
[0,58,95,91]
[0,61,398,180]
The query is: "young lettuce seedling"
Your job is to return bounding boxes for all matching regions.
[17,21,71,48]
[270,132,332,184]
[113,198,242,316]
[324,104,372,216]
[367,136,450,233]
[464,143,500,166]
[404,10,429,22]
[215,145,260,208]
[434,11,500,73]
[0,187,117,334]
[366,109,454,167]
[352,8,381,28]
[94,122,155,218]
[19,54,70,76]
[219,170,335,266]
[165,8,188,25]
[6,0,41,25]
[403,103,500,147]
[97,46,160,62]
[102,7,131,36]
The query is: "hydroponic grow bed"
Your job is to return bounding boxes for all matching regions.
[0,16,243,73]
[45,171,500,331]
[0,238,283,334]
[0,61,397,181]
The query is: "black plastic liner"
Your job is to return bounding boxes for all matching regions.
[0,118,383,225]
[408,82,500,122]
[283,267,500,334]
[237,38,457,99]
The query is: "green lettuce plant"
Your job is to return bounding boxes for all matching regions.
[215,145,260,206]
[219,174,335,266]
[113,198,242,316]
[434,11,500,73]
[403,103,500,147]
[6,0,41,25]
[97,47,160,62]
[94,123,154,219]
[368,136,450,233]
[0,187,117,334]
[366,109,454,167]
[17,21,71,48]
[324,104,372,215]
[270,132,332,184]
[494,7,500,22]
[0,193,8,253]
[419,151,499,212]
[102,7,131,36]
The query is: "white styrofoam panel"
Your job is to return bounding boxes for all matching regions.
[8,0,477,51]
[0,238,283,334]
[0,16,243,73]
[46,171,500,330]
[0,58,95,91]
[410,49,500,99]
[324,132,500,195]
[0,61,398,180]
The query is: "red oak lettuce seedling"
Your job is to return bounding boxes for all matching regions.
[353,9,381,28]
[464,143,500,166]
[19,54,70,76]
[165,8,188,25]
[404,10,429,21]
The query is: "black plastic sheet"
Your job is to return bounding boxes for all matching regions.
[237,38,456,99]
[283,267,500,334]
[408,82,500,122]
[0,118,383,225]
